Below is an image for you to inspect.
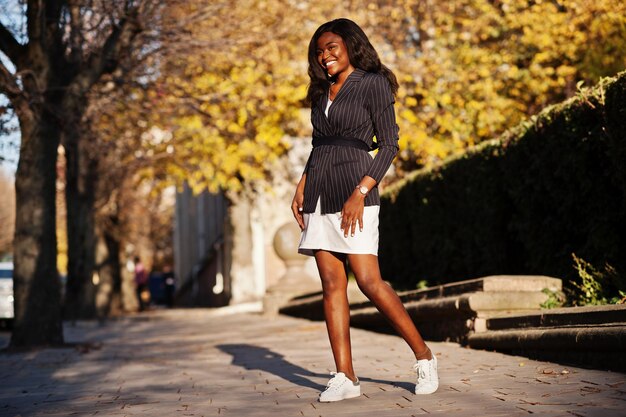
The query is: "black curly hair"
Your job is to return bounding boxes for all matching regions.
[305,18,399,106]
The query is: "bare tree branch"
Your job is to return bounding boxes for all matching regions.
[68,0,85,65]
[0,59,29,121]
[25,0,63,47]
[0,22,26,67]
[26,0,43,44]
[74,7,141,95]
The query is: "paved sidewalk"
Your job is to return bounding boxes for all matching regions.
[0,307,624,417]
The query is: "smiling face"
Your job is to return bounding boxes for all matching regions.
[316,31,354,82]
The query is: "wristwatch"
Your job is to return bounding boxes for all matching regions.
[355,184,369,195]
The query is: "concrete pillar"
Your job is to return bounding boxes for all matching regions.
[263,222,319,316]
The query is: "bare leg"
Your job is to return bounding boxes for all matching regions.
[314,250,357,381]
[347,254,432,360]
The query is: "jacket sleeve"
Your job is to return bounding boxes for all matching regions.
[365,75,400,184]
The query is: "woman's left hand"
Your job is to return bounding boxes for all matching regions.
[340,190,366,238]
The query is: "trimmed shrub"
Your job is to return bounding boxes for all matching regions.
[380,71,626,298]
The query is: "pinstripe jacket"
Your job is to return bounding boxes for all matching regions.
[302,68,400,214]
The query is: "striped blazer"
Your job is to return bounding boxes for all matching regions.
[302,68,400,214]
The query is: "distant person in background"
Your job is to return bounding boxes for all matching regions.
[134,256,148,312]
[162,264,175,308]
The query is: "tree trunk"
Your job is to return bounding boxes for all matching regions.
[63,118,98,320]
[95,217,123,318]
[10,107,64,348]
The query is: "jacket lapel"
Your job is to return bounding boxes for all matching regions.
[331,68,365,108]
[314,93,332,132]
[314,69,365,134]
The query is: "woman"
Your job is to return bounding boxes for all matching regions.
[291,18,439,402]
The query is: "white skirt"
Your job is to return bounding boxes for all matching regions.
[298,198,379,256]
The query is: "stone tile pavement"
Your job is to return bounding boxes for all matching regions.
[0,306,624,417]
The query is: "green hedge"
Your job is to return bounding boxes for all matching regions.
[380,71,626,296]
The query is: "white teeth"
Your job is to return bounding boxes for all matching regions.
[326,61,337,67]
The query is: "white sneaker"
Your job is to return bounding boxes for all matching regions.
[318,372,361,402]
[413,354,439,394]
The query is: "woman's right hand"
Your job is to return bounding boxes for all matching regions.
[291,190,305,230]
[291,176,306,230]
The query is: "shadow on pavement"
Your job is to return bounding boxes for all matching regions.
[218,343,414,393]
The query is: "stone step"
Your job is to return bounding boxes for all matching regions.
[279,275,626,371]
[485,304,626,330]
[467,304,626,371]
[351,275,562,309]
[280,275,562,343]
[468,324,626,351]
[467,323,626,371]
